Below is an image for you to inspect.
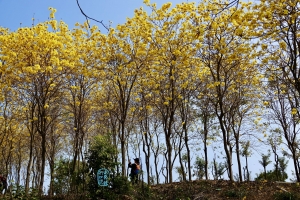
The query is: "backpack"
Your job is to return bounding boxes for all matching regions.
[134,164,140,175]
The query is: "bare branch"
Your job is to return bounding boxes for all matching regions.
[76,0,109,31]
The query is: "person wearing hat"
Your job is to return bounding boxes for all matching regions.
[128,158,140,184]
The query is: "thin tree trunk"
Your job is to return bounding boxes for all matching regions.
[292,150,300,182]
[48,163,54,196]
[235,137,242,182]
[16,151,22,193]
[203,116,209,180]
[39,134,46,195]
[142,131,150,185]
[245,156,249,181]
[25,102,36,194]
[218,115,233,181]
[121,121,126,176]
[25,130,34,194]
[184,134,191,181]
[154,132,160,184]
[178,145,186,181]
[166,135,172,183]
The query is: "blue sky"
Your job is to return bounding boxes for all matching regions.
[0,0,188,32]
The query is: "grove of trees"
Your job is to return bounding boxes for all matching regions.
[0,0,300,197]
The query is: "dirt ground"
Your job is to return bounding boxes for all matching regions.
[34,180,300,200]
[149,180,300,200]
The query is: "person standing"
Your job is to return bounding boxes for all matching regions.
[128,158,140,184]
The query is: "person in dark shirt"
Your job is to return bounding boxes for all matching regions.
[128,158,140,184]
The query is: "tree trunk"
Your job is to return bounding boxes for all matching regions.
[184,137,191,181]
[183,124,191,181]
[48,162,54,196]
[121,121,126,176]
[218,115,233,181]
[166,134,172,183]
[203,117,208,180]
[292,150,300,182]
[178,144,186,181]
[16,152,22,193]
[25,131,34,194]
[245,156,250,181]
[154,131,160,184]
[142,131,150,185]
[235,137,242,182]
[39,133,46,195]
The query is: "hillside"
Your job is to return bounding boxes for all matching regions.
[148,180,300,200]
[37,180,300,200]
[20,180,300,200]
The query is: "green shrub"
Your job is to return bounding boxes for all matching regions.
[85,134,119,199]
[1,185,39,200]
[110,175,132,195]
[136,184,153,200]
[91,176,133,200]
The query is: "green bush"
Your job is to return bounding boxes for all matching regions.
[1,185,39,200]
[110,175,132,195]
[89,175,132,200]
[136,184,153,200]
[85,134,119,199]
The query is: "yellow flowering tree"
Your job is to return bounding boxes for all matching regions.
[94,8,154,176]
[61,22,102,192]
[0,87,26,187]
[137,2,203,183]
[0,9,77,194]
[195,0,261,181]
[254,0,300,181]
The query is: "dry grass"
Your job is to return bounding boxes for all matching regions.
[149,180,300,200]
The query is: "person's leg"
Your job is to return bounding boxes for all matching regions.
[130,174,134,183]
[134,174,138,184]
